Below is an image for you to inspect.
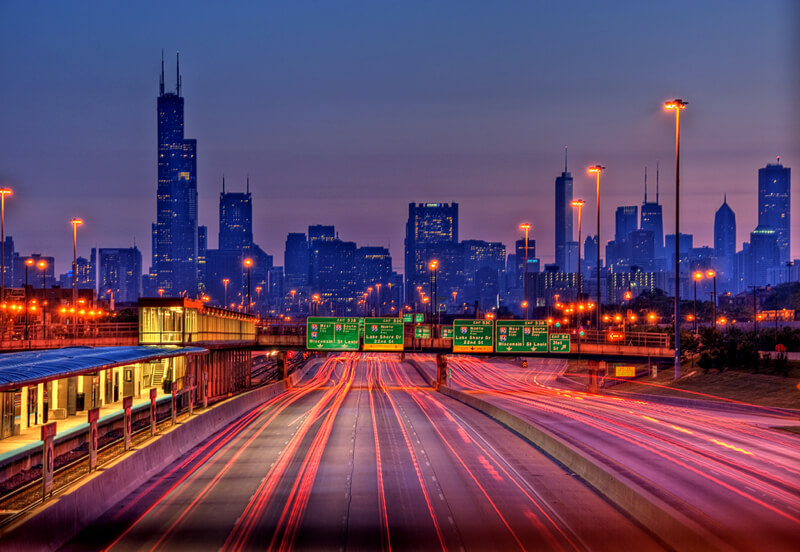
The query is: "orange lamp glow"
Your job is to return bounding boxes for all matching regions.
[429,260,438,270]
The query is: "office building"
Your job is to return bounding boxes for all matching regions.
[284,233,309,288]
[150,53,198,296]
[554,151,573,272]
[99,247,142,304]
[219,177,253,251]
[640,165,664,261]
[758,158,791,262]
[615,206,638,243]
[404,203,458,303]
[714,196,736,284]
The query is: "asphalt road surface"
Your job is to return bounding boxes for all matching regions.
[430,355,800,552]
[62,354,660,551]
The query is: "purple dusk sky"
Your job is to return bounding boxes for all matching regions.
[0,1,798,275]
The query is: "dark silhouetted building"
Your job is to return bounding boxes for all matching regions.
[284,233,309,288]
[554,152,573,272]
[714,196,736,285]
[404,203,458,305]
[99,247,142,304]
[615,206,638,243]
[219,177,253,251]
[758,159,790,262]
[640,166,664,263]
[151,53,198,296]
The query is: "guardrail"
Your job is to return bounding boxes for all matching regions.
[0,322,139,351]
[0,386,194,527]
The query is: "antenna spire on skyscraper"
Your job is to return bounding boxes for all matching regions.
[222,174,225,193]
[564,146,568,173]
[176,52,181,96]
[247,175,250,194]
[656,160,660,204]
[644,166,648,203]
[160,49,165,96]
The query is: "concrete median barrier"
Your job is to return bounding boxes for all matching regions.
[438,385,734,552]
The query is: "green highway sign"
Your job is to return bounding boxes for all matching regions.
[415,313,425,323]
[453,320,494,353]
[414,325,431,339]
[495,320,548,353]
[549,333,571,353]
[441,326,453,338]
[403,313,413,323]
[307,317,361,351]
[363,318,404,351]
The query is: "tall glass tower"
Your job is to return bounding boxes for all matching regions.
[554,148,573,272]
[714,196,736,283]
[219,176,253,251]
[640,165,664,262]
[758,158,791,263]
[152,52,198,296]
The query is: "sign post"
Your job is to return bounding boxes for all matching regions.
[363,318,404,351]
[453,320,494,353]
[150,388,157,437]
[549,333,571,353]
[306,317,361,351]
[123,396,132,451]
[494,320,548,353]
[88,408,99,471]
[171,383,177,425]
[41,422,57,501]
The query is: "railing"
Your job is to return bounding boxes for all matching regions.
[0,386,195,527]
[0,322,139,351]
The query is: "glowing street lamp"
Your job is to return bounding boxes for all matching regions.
[24,258,34,340]
[428,260,439,329]
[588,165,605,331]
[693,271,703,333]
[706,269,717,329]
[570,201,585,303]
[70,218,83,333]
[158,288,165,298]
[0,188,11,311]
[243,258,253,314]
[665,98,688,379]
[519,223,531,319]
[222,278,230,306]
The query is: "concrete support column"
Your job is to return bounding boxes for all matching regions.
[436,354,448,388]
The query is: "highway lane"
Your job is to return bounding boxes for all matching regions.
[61,354,659,551]
[431,354,800,552]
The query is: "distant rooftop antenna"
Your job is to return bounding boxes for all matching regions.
[777,154,780,164]
[222,174,225,193]
[564,146,568,173]
[656,160,660,204]
[159,49,165,95]
[246,175,250,194]
[176,52,181,96]
[644,165,648,203]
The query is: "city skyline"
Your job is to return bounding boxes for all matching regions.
[0,2,798,275]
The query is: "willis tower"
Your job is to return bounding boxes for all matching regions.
[151,52,198,296]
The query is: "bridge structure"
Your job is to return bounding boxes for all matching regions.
[257,319,674,386]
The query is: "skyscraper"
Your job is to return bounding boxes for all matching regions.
[284,233,309,288]
[404,203,458,303]
[151,52,198,296]
[219,177,253,251]
[758,158,790,263]
[99,247,142,303]
[714,196,736,283]
[554,149,573,272]
[615,206,638,243]
[640,165,664,262]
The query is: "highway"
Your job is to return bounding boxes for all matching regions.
[62,354,659,551]
[430,355,800,552]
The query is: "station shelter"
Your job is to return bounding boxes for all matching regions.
[0,346,206,441]
[138,298,257,400]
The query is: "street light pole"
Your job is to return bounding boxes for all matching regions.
[222,278,229,307]
[519,223,531,319]
[428,260,438,334]
[665,98,688,379]
[0,188,12,338]
[570,201,585,303]
[71,218,83,336]
[243,258,253,314]
[693,271,703,334]
[38,260,47,339]
[24,258,33,340]
[588,166,605,332]
[706,269,717,329]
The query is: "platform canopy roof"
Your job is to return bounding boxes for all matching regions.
[0,346,207,391]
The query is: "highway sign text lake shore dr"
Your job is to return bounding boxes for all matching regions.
[453,319,494,352]
[363,318,404,351]
[495,320,548,353]
[307,317,360,350]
